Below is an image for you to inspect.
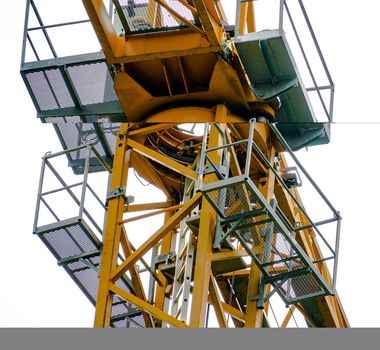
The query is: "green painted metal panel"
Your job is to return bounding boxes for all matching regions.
[235,30,330,150]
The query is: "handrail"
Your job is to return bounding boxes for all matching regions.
[281,0,334,122]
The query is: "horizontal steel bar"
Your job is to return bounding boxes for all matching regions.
[266,267,311,283]
[110,309,142,322]
[312,256,335,264]
[205,139,248,153]
[287,290,327,305]
[27,19,90,31]
[57,249,100,266]
[294,216,339,231]
[44,144,88,159]
[41,182,83,196]
[261,255,300,267]
[221,208,268,224]
[306,85,332,92]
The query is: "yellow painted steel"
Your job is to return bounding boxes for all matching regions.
[281,305,296,328]
[92,111,347,328]
[94,124,130,328]
[126,201,175,212]
[109,283,188,328]
[244,147,276,328]
[189,105,227,327]
[119,227,154,327]
[127,138,198,180]
[79,0,349,329]
[209,275,228,327]
[111,192,203,282]
[154,210,176,327]
[120,204,183,224]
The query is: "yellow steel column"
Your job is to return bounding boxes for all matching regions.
[94,124,130,328]
[238,0,256,35]
[189,104,227,327]
[244,146,276,328]
[246,0,256,33]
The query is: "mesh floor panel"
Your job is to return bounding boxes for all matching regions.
[54,122,120,174]
[21,52,124,122]
[202,177,330,304]
[36,217,144,327]
[115,0,197,34]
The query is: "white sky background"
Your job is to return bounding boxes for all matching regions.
[0,0,380,327]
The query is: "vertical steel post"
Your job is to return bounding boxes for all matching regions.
[332,214,341,293]
[33,153,48,232]
[79,145,92,220]
[94,124,130,327]
[189,105,227,327]
[244,119,256,178]
[279,0,285,30]
[244,145,276,327]
[196,123,209,191]
[21,0,31,65]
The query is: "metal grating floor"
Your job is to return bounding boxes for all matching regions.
[21,51,125,175]
[21,52,124,122]
[202,176,331,305]
[35,217,145,327]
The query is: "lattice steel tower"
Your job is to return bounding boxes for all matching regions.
[21,0,348,327]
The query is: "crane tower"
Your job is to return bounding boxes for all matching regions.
[21,0,348,327]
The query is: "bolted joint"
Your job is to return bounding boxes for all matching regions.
[106,187,134,207]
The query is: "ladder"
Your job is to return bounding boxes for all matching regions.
[170,177,197,323]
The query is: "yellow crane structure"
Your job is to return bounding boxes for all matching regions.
[21,0,348,327]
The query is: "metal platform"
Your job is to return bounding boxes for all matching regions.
[235,29,330,150]
[203,175,330,305]
[33,145,146,327]
[234,0,335,151]
[35,217,144,327]
[21,52,123,173]
[21,52,124,123]
[198,121,341,306]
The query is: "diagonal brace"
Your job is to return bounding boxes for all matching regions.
[109,283,188,328]
[111,192,202,281]
[127,138,198,180]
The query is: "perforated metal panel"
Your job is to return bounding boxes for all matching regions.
[21,52,124,121]
[202,176,330,305]
[114,0,197,34]
[35,217,145,328]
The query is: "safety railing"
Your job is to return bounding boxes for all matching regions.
[33,144,110,235]
[197,121,341,304]
[235,0,334,123]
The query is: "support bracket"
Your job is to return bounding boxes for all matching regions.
[106,186,134,206]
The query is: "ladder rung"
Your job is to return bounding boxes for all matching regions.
[174,306,182,319]
[173,284,184,304]
[176,262,186,281]
[179,242,188,260]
